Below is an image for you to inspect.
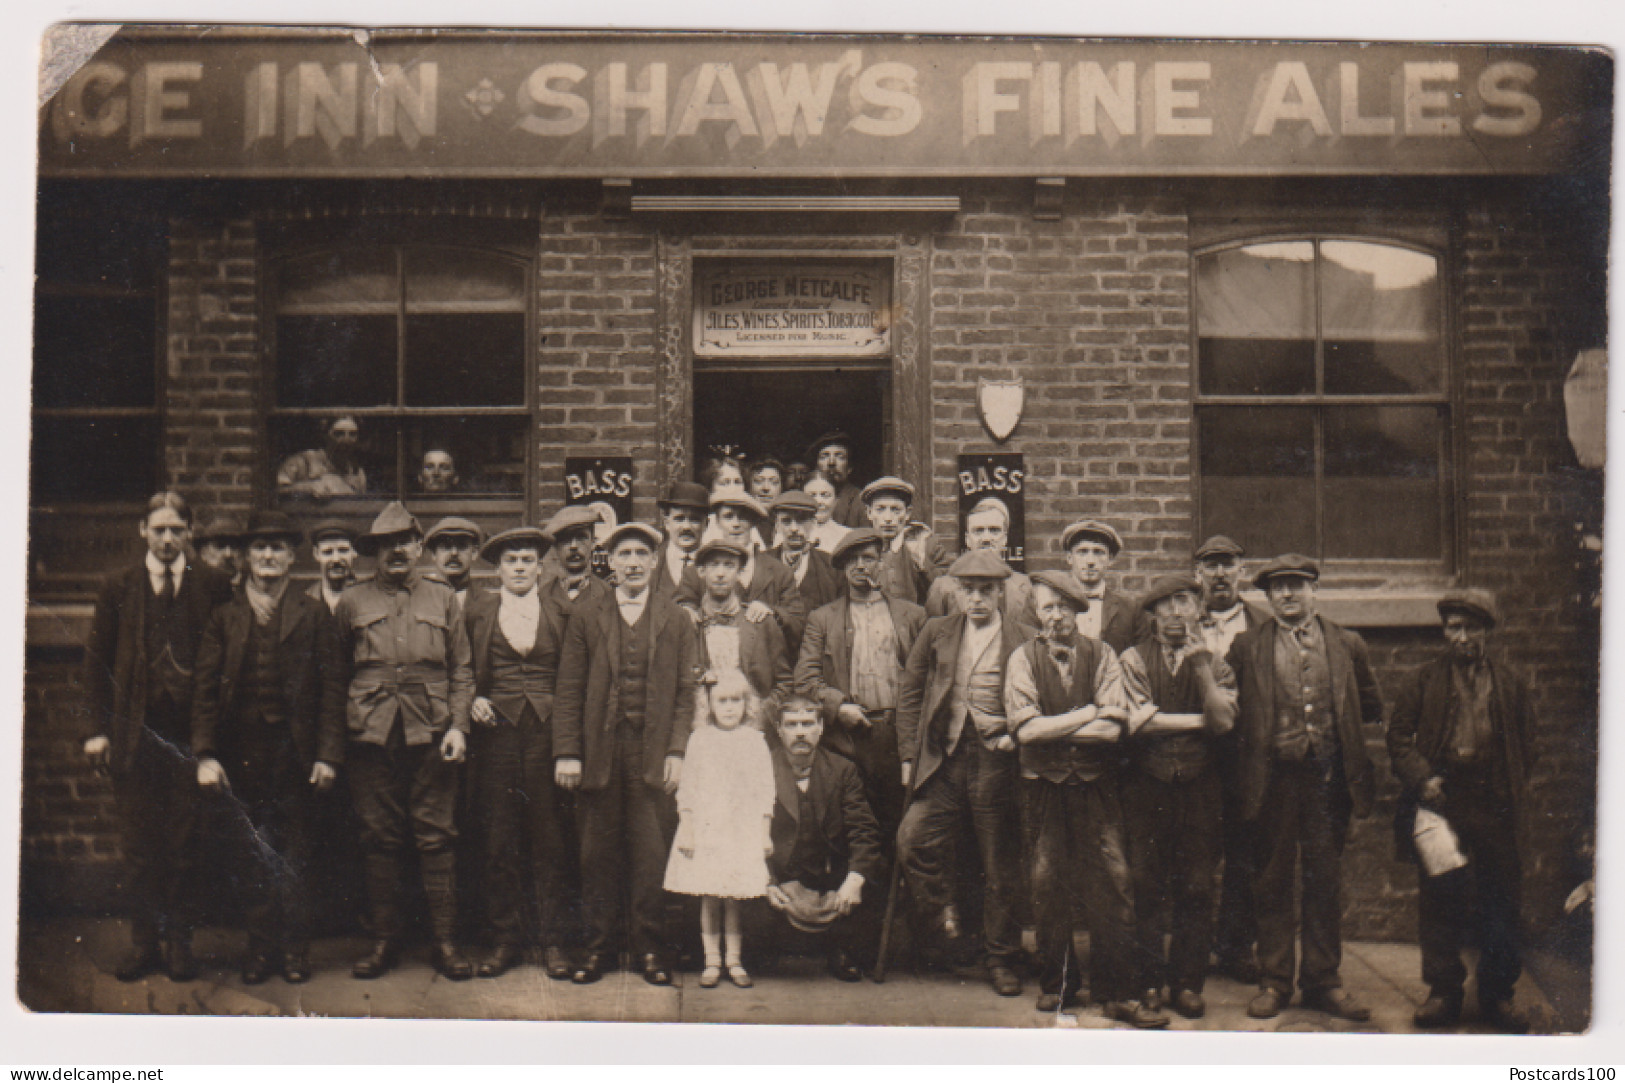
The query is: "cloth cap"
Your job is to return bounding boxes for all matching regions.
[860,476,916,505]
[480,526,551,564]
[309,519,357,545]
[239,510,302,546]
[356,502,423,554]
[424,516,484,549]
[769,490,819,518]
[1139,574,1203,613]
[830,528,885,568]
[1061,519,1123,558]
[694,539,750,566]
[543,504,601,539]
[1437,587,1499,628]
[196,516,245,545]
[1252,553,1321,590]
[1029,569,1091,612]
[657,481,711,513]
[949,549,1013,580]
[709,491,769,523]
[1194,535,1246,561]
[603,521,663,553]
[805,430,853,463]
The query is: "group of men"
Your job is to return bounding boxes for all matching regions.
[81,456,1534,1032]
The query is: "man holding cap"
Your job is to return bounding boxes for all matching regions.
[863,476,951,607]
[807,431,867,529]
[307,520,360,614]
[1118,574,1238,1020]
[769,490,842,616]
[1226,554,1383,1021]
[678,491,806,654]
[191,510,343,985]
[327,501,476,981]
[794,527,928,851]
[896,549,1033,997]
[654,482,710,597]
[424,517,486,607]
[1061,520,1149,653]
[553,521,699,986]
[1387,589,1533,1032]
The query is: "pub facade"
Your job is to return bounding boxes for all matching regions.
[24,28,1610,944]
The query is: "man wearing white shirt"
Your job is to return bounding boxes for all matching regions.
[1062,520,1149,653]
[654,481,709,596]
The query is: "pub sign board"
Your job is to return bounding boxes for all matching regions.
[957,453,1027,572]
[564,456,636,577]
[694,263,890,358]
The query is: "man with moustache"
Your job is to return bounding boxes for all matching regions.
[83,492,232,982]
[306,521,360,614]
[793,528,927,851]
[895,550,1032,998]
[191,510,344,985]
[678,491,807,654]
[807,431,867,529]
[692,539,794,704]
[553,522,700,986]
[1227,555,1384,1022]
[1061,520,1150,654]
[1193,535,1271,985]
[424,517,485,607]
[862,477,951,607]
[543,504,611,612]
[926,496,1033,622]
[328,502,476,981]
[654,481,710,596]
[769,490,842,616]
[763,695,887,983]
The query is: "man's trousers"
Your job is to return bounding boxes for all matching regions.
[114,714,200,950]
[348,724,461,942]
[1123,768,1223,995]
[836,710,905,854]
[1252,757,1352,996]
[1023,773,1144,1001]
[1213,739,1259,967]
[577,734,677,960]
[469,704,580,950]
[218,719,313,955]
[897,738,1022,966]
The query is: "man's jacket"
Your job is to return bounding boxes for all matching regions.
[772,544,843,617]
[926,567,1035,625]
[768,744,886,890]
[695,602,795,705]
[675,549,808,652]
[462,587,564,724]
[793,594,927,762]
[878,535,953,607]
[1083,583,1153,655]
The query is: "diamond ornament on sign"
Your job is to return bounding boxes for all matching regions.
[977,378,1024,443]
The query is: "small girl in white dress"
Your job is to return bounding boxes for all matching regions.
[664,669,776,988]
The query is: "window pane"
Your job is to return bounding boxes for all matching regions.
[1323,406,1442,559]
[276,315,396,407]
[405,248,526,311]
[31,415,158,503]
[403,314,525,406]
[1321,241,1442,394]
[36,214,164,292]
[33,296,156,408]
[276,250,397,309]
[271,415,394,501]
[1196,242,1316,395]
[404,416,528,497]
[1198,407,1315,556]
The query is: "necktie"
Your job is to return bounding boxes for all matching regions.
[160,565,175,603]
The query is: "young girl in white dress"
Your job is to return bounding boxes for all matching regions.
[664,669,776,988]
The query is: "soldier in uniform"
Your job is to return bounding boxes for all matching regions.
[326,502,476,981]
[306,520,360,614]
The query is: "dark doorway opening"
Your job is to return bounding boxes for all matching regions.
[692,365,890,488]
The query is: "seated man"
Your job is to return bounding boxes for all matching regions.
[764,695,886,982]
[277,416,366,499]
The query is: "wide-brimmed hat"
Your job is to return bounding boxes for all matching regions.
[356,502,423,555]
[309,519,357,545]
[830,527,885,568]
[1252,553,1321,590]
[1139,574,1203,613]
[860,476,915,506]
[949,549,1012,580]
[1194,535,1245,561]
[656,481,711,513]
[195,516,245,546]
[1029,569,1090,612]
[1061,519,1123,557]
[769,490,819,518]
[240,510,303,546]
[603,521,663,553]
[710,491,769,524]
[694,539,750,566]
[424,516,484,549]
[1437,588,1499,628]
[543,504,601,539]
[805,430,853,463]
[480,526,551,564]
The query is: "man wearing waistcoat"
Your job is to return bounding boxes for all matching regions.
[83,492,232,982]
[862,477,952,607]
[1061,520,1150,654]
[328,502,476,981]
[191,510,344,984]
[1388,589,1533,1033]
[1004,570,1166,1027]
[554,521,700,987]
[895,549,1032,998]
[769,490,842,617]
[1227,555,1384,1021]
[1119,574,1238,1020]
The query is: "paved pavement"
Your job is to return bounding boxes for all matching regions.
[15,917,1573,1034]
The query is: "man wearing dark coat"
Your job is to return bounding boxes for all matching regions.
[1387,588,1534,1033]
[553,521,700,986]
[82,491,232,983]
[676,491,807,651]
[807,430,868,530]
[1225,554,1384,1022]
[690,539,794,704]
[763,696,886,982]
[306,520,360,614]
[769,490,843,617]
[1060,519,1150,654]
[862,476,952,607]
[191,510,344,984]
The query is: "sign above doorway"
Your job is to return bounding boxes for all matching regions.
[693,263,890,358]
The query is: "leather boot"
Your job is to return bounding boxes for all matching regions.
[433,942,475,981]
[352,940,398,980]
[420,850,461,949]
[114,942,164,983]
[164,933,199,982]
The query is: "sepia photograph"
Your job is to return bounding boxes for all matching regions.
[11,14,1611,1046]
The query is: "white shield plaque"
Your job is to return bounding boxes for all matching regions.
[977,378,1024,443]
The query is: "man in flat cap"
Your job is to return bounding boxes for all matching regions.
[554,521,700,986]
[327,502,476,981]
[863,477,951,607]
[896,549,1033,997]
[544,504,612,614]
[691,539,794,704]
[195,516,245,591]
[1118,574,1238,1020]
[794,527,928,855]
[1061,520,1150,654]
[1192,534,1271,985]
[1003,570,1164,1026]
[461,526,581,979]
[424,517,486,608]
[1387,589,1533,1033]
[678,492,807,654]
[769,490,842,617]
[926,496,1033,623]
[307,521,360,614]
[1225,555,1384,1021]
[654,482,710,598]
[807,431,868,529]
[191,510,344,984]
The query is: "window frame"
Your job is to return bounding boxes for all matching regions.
[1189,227,1460,574]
